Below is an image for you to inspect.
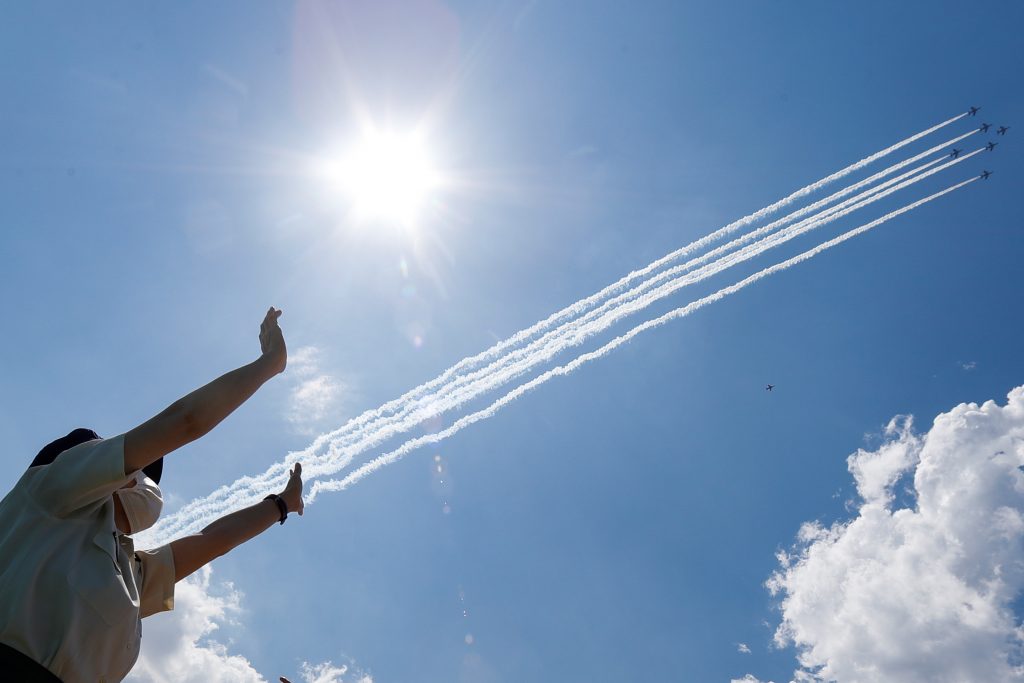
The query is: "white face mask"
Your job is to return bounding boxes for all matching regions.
[115,472,163,534]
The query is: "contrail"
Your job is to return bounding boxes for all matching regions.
[293,147,978,472]
[144,165,977,545]
[140,141,979,545]
[278,127,978,476]
[279,115,970,454]
[288,125,979,468]
[139,119,974,545]
[307,147,967,461]
[307,177,977,501]
[305,129,977,455]
[138,148,958,544]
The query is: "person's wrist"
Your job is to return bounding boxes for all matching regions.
[264,493,288,524]
[279,490,298,513]
[255,354,283,380]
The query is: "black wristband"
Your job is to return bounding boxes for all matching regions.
[264,494,288,525]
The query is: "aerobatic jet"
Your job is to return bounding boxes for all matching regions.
[765,384,774,392]
[980,170,992,180]
[986,142,998,151]
[950,148,962,158]
[979,123,991,133]
[998,126,1010,135]
[968,106,981,116]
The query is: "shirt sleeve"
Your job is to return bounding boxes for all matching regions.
[26,434,132,516]
[136,544,177,618]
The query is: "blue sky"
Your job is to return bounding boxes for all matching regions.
[2,2,1023,681]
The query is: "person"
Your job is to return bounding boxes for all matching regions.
[0,307,303,683]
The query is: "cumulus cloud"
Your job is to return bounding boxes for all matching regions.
[738,642,752,654]
[767,386,1024,682]
[287,346,347,434]
[127,566,371,683]
[731,675,775,683]
[127,566,263,682]
[299,659,373,683]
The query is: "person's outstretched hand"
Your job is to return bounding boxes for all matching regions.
[259,307,287,376]
[280,462,304,518]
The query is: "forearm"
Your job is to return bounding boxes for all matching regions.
[171,497,283,581]
[124,308,286,476]
[125,358,278,476]
[175,357,278,438]
[201,497,281,552]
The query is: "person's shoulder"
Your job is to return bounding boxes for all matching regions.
[0,467,50,519]
[7,465,43,494]
[22,435,129,517]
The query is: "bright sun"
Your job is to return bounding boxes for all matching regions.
[321,128,441,228]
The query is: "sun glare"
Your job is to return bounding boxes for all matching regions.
[321,128,440,228]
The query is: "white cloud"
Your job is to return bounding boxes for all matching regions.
[127,566,264,682]
[299,659,373,683]
[738,642,752,654]
[767,386,1024,682]
[128,566,371,683]
[287,346,347,434]
[731,675,776,683]
[844,415,919,506]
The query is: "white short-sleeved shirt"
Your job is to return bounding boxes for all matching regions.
[0,434,176,683]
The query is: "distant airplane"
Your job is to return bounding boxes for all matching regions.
[986,141,998,151]
[765,384,774,392]
[980,170,992,180]
[968,106,981,116]
[979,123,991,133]
[997,126,1010,135]
[950,148,962,158]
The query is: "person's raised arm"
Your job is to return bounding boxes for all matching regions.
[169,463,304,581]
[123,307,287,477]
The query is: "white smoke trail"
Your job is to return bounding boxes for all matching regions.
[302,147,970,468]
[140,144,979,545]
[139,120,973,545]
[282,126,978,477]
[294,147,978,481]
[296,129,977,461]
[147,169,977,544]
[308,176,977,500]
[273,115,971,456]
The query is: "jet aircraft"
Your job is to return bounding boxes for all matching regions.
[950,148,962,158]
[765,384,774,392]
[979,123,991,133]
[998,126,1010,135]
[968,106,981,116]
[986,142,998,151]
[980,170,992,180]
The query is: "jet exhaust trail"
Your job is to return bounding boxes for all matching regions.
[308,147,973,462]
[142,151,965,543]
[279,114,972,457]
[279,132,973,485]
[139,117,979,546]
[305,130,977,455]
[299,156,979,496]
[278,127,979,478]
[307,177,977,501]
